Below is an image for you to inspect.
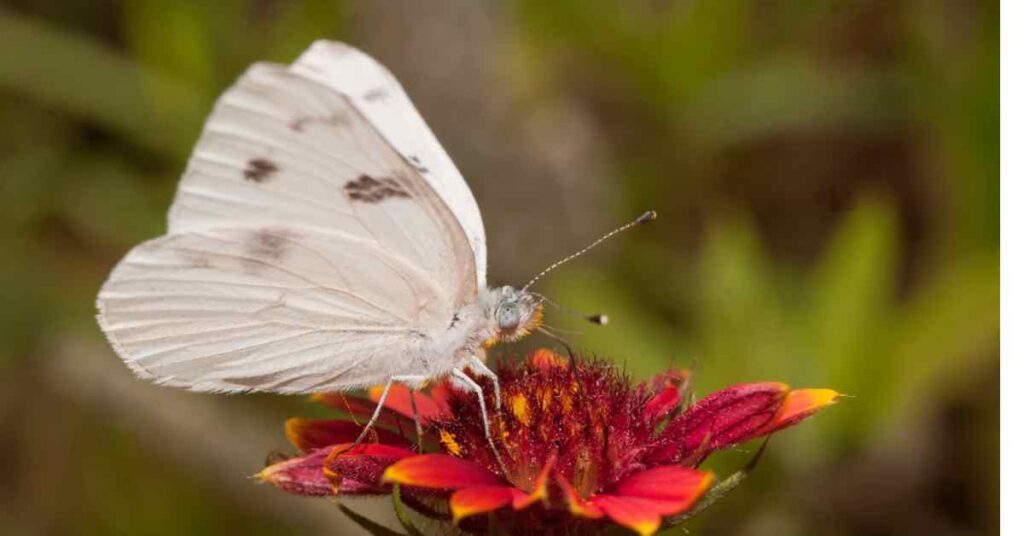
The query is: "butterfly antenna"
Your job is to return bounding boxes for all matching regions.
[537,326,577,355]
[522,210,657,292]
[538,323,583,336]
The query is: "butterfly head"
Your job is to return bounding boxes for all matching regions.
[484,286,543,345]
[479,211,657,348]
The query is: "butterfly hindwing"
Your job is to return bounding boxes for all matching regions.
[98,227,456,393]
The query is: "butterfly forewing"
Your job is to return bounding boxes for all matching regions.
[168,63,474,305]
[291,41,488,290]
[99,228,447,392]
[98,53,481,393]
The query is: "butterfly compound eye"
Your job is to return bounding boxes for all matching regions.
[496,304,519,330]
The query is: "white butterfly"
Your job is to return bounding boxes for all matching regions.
[96,40,544,403]
[96,41,651,457]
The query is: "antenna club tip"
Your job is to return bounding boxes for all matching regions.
[637,210,657,223]
[587,314,610,326]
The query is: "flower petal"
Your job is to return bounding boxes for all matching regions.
[614,466,713,514]
[285,418,408,451]
[512,455,555,510]
[311,393,409,429]
[382,454,505,489]
[642,385,681,421]
[428,383,455,415]
[652,382,789,463]
[258,448,372,496]
[554,473,603,519]
[324,443,415,489]
[591,495,664,536]
[642,369,691,421]
[768,388,839,430]
[368,383,450,420]
[450,486,515,522]
[644,368,691,393]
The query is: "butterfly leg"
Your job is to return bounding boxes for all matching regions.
[407,384,423,452]
[465,355,502,412]
[349,374,428,449]
[464,356,506,445]
[451,368,510,477]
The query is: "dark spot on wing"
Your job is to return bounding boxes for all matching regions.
[243,158,278,182]
[289,112,351,132]
[343,174,412,203]
[407,155,429,174]
[449,312,460,329]
[246,228,292,261]
[363,87,388,101]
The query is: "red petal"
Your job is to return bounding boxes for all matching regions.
[368,383,450,420]
[285,418,409,452]
[554,473,603,519]
[645,369,691,393]
[512,455,555,510]
[311,393,409,429]
[642,369,691,421]
[591,495,665,536]
[382,454,505,489]
[324,443,415,488]
[642,386,681,421]
[652,382,788,463]
[614,466,713,514]
[450,486,515,522]
[427,383,454,416]
[258,449,373,496]
[767,388,839,430]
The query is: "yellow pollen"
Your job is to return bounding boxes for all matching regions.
[511,394,532,426]
[439,430,462,456]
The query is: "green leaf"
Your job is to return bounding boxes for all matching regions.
[809,195,897,392]
[880,253,999,420]
[661,439,769,530]
[122,0,216,94]
[694,214,794,388]
[54,151,170,247]
[682,57,902,150]
[262,0,348,63]
[335,500,406,536]
[0,8,207,158]
[391,484,428,536]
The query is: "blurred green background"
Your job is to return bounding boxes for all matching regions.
[0,1,998,535]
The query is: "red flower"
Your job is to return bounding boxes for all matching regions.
[260,350,838,535]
